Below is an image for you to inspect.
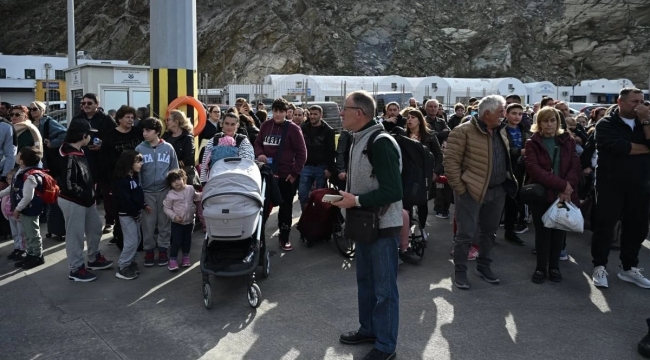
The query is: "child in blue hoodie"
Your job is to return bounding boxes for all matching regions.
[135,118,179,267]
[113,150,145,280]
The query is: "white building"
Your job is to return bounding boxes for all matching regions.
[0,54,128,105]
[407,76,451,105]
[524,81,557,105]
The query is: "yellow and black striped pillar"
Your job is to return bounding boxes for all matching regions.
[151,68,198,131]
[150,0,199,133]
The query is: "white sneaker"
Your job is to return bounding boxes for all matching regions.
[618,268,650,289]
[592,266,609,288]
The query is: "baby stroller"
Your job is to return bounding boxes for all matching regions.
[200,157,270,309]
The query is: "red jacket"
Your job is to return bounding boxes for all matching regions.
[524,132,582,205]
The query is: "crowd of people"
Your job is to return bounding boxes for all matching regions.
[1,87,650,360]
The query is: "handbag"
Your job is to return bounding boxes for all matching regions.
[542,199,584,233]
[344,206,388,244]
[183,165,200,187]
[520,145,558,205]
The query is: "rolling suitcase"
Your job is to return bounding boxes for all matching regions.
[46,203,66,241]
[297,187,340,247]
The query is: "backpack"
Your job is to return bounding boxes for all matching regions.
[366,130,435,206]
[209,133,246,166]
[23,169,60,204]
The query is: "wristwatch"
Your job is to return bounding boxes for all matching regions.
[354,196,361,207]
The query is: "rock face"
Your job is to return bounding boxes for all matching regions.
[1,0,649,87]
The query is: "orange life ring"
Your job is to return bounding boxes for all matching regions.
[166,96,207,136]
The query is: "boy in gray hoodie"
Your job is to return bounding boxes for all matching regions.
[135,118,179,266]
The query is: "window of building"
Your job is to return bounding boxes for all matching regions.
[0,68,5,79]
[55,70,65,80]
[570,96,587,102]
[45,90,61,102]
[391,83,397,91]
[25,69,36,79]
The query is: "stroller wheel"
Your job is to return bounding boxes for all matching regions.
[261,249,270,279]
[333,222,355,259]
[412,241,425,258]
[248,283,262,308]
[203,282,213,309]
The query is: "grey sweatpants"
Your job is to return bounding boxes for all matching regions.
[453,185,506,272]
[142,191,171,251]
[59,198,103,271]
[118,216,141,269]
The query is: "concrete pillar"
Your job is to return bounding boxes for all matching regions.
[150,0,198,128]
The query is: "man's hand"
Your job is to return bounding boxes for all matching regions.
[144,205,153,214]
[385,117,397,123]
[13,209,20,220]
[520,149,526,156]
[286,174,296,184]
[174,216,183,223]
[44,139,52,148]
[635,103,650,121]
[338,172,347,180]
[324,169,331,179]
[583,167,593,175]
[88,144,101,151]
[257,155,268,163]
[332,190,356,209]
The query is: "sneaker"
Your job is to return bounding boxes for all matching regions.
[559,249,569,261]
[454,271,470,289]
[504,231,525,246]
[102,224,114,234]
[639,318,650,357]
[128,261,140,274]
[362,348,396,360]
[280,239,293,252]
[15,255,30,268]
[157,251,169,266]
[549,268,562,282]
[513,223,529,234]
[7,249,25,261]
[618,267,650,289]
[115,266,138,280]
[468,244,479,261]
[144,252,155,267]
[592,266,609,288]
[181,255,191,267]
[21,255,45,270]
[87,254,114,270]
[167,258,179,271]
[435,211,449,219]
[339,330,377,345]
[475,267,500,284]
[69,266,97,282]
[399,249,420,265]
[532,269,546,284]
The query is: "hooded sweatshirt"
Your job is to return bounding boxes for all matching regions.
[135,139,179,193]
[163,184,201,225]
[254,119,306,178]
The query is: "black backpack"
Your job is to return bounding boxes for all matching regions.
[365,129,435,206]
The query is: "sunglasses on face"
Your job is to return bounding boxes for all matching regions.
[10,113,24,117]
[29,107,39,112]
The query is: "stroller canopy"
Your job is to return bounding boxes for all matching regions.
[204,158,263,205]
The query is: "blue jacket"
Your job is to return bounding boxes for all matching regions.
[38,116,67,149]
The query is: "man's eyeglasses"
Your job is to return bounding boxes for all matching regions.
[343,106,366,114]
[81,101,95,106]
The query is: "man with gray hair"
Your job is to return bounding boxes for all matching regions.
[333,90,402,360]
[444,94,518,289]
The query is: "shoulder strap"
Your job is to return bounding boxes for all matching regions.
[363,129,383,166]
[363,130,402,174]
[551,145,559,174]
[270,121,290,174]
[234,134,245,147]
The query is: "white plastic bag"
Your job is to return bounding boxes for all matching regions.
[541,199,584,233]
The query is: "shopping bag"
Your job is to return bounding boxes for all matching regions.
[541,199,584,233]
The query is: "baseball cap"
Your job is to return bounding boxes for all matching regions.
[68,118,98,135]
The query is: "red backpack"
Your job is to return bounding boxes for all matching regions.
[23,169,60,204]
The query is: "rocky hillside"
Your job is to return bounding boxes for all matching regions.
[1,0,649,87]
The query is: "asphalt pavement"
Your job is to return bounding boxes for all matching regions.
[0,199,648,360]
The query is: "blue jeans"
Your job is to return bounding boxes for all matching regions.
[355,236,399,353]
[298,164,327,209]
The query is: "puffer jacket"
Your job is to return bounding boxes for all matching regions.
[163,184,201,225]
[443,116,517,204]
